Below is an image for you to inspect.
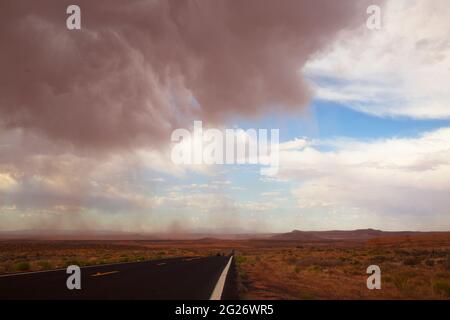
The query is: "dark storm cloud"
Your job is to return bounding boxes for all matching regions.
[0,0,376,150]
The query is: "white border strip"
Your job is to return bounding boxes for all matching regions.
[210,256,233,300]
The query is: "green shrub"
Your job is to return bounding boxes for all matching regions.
[299,292,315,300]
[15,262,31,271]
[308,265,323,272]
[235,255,247,265]
[433,280,450,297]
[392,273,409,291]
[38,261,52,270]
[64,260,85,267]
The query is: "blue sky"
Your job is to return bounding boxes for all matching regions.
[235,101,450,143]
[142,97,450,233]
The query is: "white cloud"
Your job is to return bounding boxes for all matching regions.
[261,191,281,197]
[0,173,18,192]
[277,127,450,230]
[304,0,450,119]
[237,201,278,212]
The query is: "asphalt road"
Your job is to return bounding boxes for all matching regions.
[0,255,232,300]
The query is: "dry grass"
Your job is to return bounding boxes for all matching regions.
[235,235,450,300]
[0,234,449,300]
[0,240,219,274]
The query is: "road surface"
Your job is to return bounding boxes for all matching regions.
[0,255,233,300]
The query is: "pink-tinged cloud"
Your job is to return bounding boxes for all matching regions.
[0,0,377,150]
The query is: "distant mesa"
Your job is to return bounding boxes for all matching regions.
[0,228,444,241]
[270,228,421,241]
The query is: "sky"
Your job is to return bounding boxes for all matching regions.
[0,0,449,233]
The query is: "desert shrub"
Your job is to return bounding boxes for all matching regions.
[403,257,421,266]
[425,259,435,267]
[38,261,52,270]
[350,259,362,265]
[317,259,344,267]
[392,273,410,291]
[308,265,323,272]
[235,255,248,265]
[434,250,448,258]
[299,291,315,300]
[294,266,301,273]
[286,256,298,265]
[433,280,450,297]
[236,269,249,295]
[64,259,86,267]
[358,252,368,257]
[294,257,344,268]
[348,250,358,257]
[394,249,411,256]
[445,255,450,270]
[295,257,322,267]
[372,255,388,263]
[15,262,30,271]
[346,267,362,276]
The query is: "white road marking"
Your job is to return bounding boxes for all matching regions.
[183,257,202,261]
[91,270,119,277]
[210,256,233,300]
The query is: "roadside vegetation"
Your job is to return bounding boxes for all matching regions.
[0,241,216,274]
[1,234,449,300]
[235,234,450,299]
